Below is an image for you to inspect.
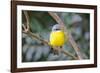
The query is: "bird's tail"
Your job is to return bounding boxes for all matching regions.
[50,46,62,55]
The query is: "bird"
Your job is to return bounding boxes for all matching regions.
[49,24,65,55]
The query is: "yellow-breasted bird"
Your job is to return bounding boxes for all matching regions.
[49,24,65,55]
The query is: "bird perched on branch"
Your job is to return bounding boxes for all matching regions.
[50,24,65,55]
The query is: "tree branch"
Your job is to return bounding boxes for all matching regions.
[26,31,77,60]
[48,12,84,59]
[61,50,78,59]
[27,31,49,45]
[23,11,29,31]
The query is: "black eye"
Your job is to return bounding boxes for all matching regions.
[55,29,60,30]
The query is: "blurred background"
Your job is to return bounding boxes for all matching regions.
[22,11,90,62]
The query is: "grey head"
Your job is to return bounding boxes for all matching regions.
[52,24,61,31]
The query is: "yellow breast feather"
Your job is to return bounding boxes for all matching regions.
[50,31,65,46]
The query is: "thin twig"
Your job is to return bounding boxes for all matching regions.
[48,12,83,59]
[23,11,29,30]
[61,49,78,60]
[27,31,49,45]
[22,11,78,60]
